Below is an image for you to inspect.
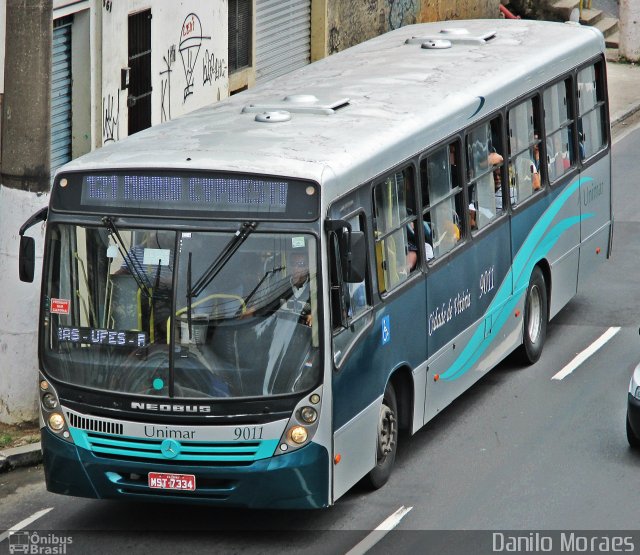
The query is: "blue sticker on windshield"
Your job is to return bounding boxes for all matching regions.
[381,316,391,345]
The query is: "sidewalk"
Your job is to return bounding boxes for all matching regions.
[606,54,640,126]
[0,441,42,473]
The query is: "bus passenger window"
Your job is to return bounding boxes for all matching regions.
[543,79,575,182]
[577,61,607,160]
[466,118,504,230]
[507,97,543,206]
[420,141,463,257]
[373,166,417,293]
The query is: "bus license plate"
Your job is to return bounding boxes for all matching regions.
[148,472,196,491]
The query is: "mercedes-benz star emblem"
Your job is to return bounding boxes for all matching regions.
[160,439,181,459]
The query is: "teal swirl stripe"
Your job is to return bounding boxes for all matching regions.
[441,177,594,381]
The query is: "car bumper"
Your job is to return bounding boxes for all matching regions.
[41,427,329,509]
[628,393,640,439]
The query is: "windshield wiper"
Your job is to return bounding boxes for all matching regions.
[102,217,153,298]
[239,265,285,313]
[183,221,256,342]
[188,221,257,300]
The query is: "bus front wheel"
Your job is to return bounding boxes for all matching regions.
[518,266,548,365]
[366,382,398,489]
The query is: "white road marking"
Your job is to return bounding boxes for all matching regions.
[345,505,413,555]
[0,508,54,543]
[552,327,621,381]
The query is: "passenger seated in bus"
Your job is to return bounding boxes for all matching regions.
[281,247,312,326]
[490,151,511,212]
[468,202,494,231]
[469,203,478,231]
[508,147,541,207]
[547,135,571,181]
[406,220,434,270]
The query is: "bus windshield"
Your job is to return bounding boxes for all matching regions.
[42,223,320,399]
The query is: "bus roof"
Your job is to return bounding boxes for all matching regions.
[62,19,604,203]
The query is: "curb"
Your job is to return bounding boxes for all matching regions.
[0,442,43,473]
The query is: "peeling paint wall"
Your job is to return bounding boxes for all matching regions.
[327,0,500,54]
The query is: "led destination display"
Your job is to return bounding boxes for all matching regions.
[58,326,148,348]
[82,174,288,212]
[52,171,318,220]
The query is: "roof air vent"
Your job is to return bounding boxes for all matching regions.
[243,96,350,116]
[439,28,470,35]
[255,111,291,123]
[405,29,496,46]
[422,39,452,50]
[283,94,319,104]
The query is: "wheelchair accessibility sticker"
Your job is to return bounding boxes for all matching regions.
[381,315,391,345]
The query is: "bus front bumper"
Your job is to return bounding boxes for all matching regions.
[41,428,330,509]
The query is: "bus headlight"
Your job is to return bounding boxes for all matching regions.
[300,406,317,424]
[276,386,322,456]
[289,426,308,444]
[42,393,58,410]
[39,373,74,442]
[48,413,65,432]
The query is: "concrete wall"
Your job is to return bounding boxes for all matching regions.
[0,0,5,160]
[325,0,500,54]
[100,0,228,145]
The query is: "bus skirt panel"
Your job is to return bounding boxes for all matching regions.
[41,427,330,509]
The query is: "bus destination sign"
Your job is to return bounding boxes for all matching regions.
[51,171,319,220]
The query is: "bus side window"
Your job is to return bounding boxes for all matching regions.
[466,118,504,230]
[543,78,575,182]
[507,96,543,206]
[577,61,607,161]
[420,141,463,257]
[373,166,417,293]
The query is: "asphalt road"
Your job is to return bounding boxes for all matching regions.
[2,117,640,555]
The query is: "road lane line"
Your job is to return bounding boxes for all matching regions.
[0,508,54,543]
[552,327,621,381]
[345,505,412,555]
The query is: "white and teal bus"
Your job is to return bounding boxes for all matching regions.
[20,19,611,508]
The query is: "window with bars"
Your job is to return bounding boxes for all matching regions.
[128,9,152,135]
[228,0,252,73]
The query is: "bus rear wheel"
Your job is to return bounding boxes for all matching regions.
[518,266,547,365]
[366,382,398,489]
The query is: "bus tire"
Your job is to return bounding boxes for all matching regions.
[627,412,640,448]
[518,266,547,365]
[366,382,398,489]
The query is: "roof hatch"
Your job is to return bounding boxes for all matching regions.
[405,28,497,46]
[243,95,350,116]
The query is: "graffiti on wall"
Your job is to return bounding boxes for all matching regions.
[158,12,228,121]
[388,0,417,29]
[103,91,120,143]
[202,49,227,87]
[160,46,176,123]
[328,0,421,53]
[179,13,211,101]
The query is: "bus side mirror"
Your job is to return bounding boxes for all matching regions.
[19,235,35,283]
[18,206,48,283]
[342,230,366,283]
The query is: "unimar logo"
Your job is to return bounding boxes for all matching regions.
[8,531,73,554]
[130,402,211,413]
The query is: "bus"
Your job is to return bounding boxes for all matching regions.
[19,19,611,509]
